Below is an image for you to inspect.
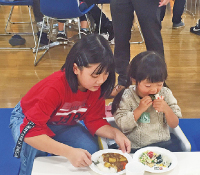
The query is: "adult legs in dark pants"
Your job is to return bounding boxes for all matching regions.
[110,0,164,96]
[133,0,164,57]
[160,0,186,28]
[172,0,186,25]
[110,0,133,87]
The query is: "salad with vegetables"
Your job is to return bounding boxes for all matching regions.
[139,150,172,170]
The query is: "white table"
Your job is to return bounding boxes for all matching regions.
[32,152,200,175]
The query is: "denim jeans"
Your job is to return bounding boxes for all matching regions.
[9,102,99,175]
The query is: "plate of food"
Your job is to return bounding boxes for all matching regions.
[90,149,132,175]
[132,146,177,173]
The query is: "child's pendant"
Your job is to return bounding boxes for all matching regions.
[138,112,150,123]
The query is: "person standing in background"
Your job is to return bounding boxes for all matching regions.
[160,0,186,28]
[110,0,170,97]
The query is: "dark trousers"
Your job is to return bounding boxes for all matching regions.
[131,133,184,153]
[110,0,164,86]
[160,0,186,24]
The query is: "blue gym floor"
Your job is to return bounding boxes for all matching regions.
[0,108,200,175]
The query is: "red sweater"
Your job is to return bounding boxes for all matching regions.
[20,70,109,138]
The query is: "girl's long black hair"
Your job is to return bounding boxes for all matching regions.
[61,34,115,98]
[111,51,168,114]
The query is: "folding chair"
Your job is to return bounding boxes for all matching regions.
[185,0,199,16]
[0,0,36,50]
[34,0,94,66]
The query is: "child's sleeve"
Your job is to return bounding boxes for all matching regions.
[114,89,138,134]
[162,87,182,118]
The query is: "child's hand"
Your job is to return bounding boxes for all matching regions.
[138,96,153,113]
[67,147,92,167]
[152,96,167,112]
[159,0,170,7]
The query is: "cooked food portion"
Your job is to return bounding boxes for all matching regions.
[149,94,156,101]
[94,153,128,173]
[139,150,171,170]
[149,94,160,101]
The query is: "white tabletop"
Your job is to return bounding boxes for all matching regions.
[32,152,200,175]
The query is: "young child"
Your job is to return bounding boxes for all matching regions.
[111,51,183,153]
[9,34,131,175]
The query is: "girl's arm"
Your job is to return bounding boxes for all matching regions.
[163,104,179,128]
[24,135,92,167]
[95,125,131,153]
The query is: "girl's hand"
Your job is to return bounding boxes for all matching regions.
[66,147,92,167]
[159,0,170,7]
[152,97,167,112]
[114,129,131,153]
[138,96,153,113]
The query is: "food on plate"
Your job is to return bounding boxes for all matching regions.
[139,150,171,170]
[93,153,128,173]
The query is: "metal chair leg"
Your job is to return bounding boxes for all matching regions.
[0,5,37,50]
[99,4,103,34]
[5,6,35,35]
[85,14,92,33]
[4,6,14,34]
[34,17,70,66]
[34,17,50,66]
[28,6,37,50]
[185,0,195,16]
[77,17,81,39]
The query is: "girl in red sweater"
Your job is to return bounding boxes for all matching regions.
[10,34,131,175]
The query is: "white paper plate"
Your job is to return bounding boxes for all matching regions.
[90,149,132,175]
[132,146,177,173]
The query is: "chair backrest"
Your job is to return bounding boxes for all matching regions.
[99,117,191,151]
[40,0,85,19]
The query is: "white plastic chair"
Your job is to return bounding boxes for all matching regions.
[99,116,191,152]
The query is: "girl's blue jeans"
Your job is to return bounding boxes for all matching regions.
[9,102,99,175]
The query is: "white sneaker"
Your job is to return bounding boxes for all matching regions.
[101,33,115,44]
